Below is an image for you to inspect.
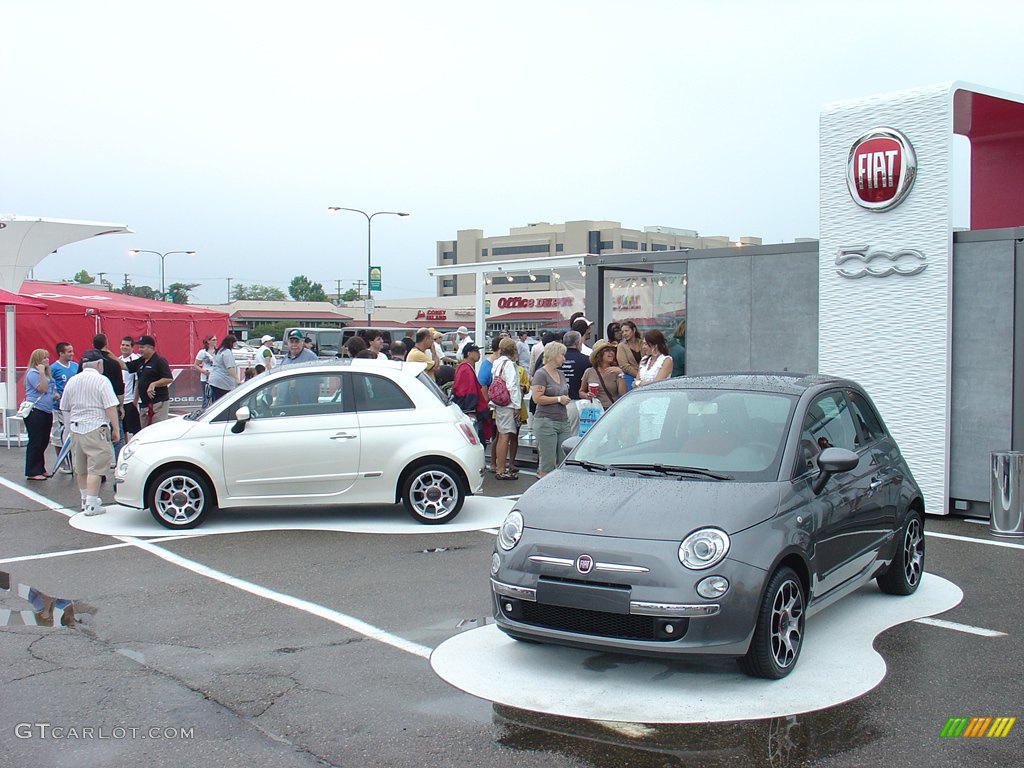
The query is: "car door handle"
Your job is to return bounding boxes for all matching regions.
[330,432,357,440]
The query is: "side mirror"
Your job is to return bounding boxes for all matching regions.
[562,435,582,454]
[230,405,251,434]
[811,447,859,494]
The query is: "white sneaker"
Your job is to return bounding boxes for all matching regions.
[83,503,106,517]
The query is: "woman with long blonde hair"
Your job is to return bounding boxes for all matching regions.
[23,348,57,480]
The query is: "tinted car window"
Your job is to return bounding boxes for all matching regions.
[218,373,346,421]
[352,373,414,412]
[846,390,886,444]
[573,389,796,481]
[798,392,858,472]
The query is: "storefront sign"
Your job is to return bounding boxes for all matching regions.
[846,127,917,211]
[495,295,574,309]
[415,309,449,321]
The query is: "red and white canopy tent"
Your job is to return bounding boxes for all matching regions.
[0,216,133,415]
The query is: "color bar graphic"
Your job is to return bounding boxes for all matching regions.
[941,716,1015,738]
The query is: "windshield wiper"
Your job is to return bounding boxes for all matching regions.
[607,463,733,480]
[564,459,609,473]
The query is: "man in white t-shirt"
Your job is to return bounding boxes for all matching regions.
[118,336,142,438]
[259,335,277,370]
[455,326,474,357]
[61,350,119,516]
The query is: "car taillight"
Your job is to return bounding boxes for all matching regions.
[457,422,478,445]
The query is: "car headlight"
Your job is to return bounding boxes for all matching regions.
[120,439,140,461]
[497,510,524,551]
[678,528,730,570]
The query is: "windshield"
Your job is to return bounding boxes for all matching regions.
[572,388,796,481]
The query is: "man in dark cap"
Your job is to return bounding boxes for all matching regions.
[60,349,119,515]
[124,336,174,427]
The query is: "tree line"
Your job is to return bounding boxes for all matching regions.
[67,271,357,304]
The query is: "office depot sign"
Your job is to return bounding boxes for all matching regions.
[846,127,917,211]
[496,295,574,310]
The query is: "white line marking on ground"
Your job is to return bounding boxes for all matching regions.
[914,617,1007,637]
[0,477,433,659]
[926,531,1024,551]
[0,542,138,565]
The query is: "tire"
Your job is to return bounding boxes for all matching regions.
[737,566,806,679]
[147,467,214,530]
[876,511,925,595]
[401,463,464,524]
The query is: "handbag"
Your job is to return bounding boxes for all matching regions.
[489,361,512,406]
[16,400,34,419]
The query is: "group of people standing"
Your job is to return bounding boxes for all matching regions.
[448,314,685,479]
[21,334,174,516]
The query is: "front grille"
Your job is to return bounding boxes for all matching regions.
[516,601,678,642]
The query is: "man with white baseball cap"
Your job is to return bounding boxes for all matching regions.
[455,325,474,357]
[572,316,594,356]
[60,349,119,516]
[259,334,276,369]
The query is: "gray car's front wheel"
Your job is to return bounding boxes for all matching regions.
[401,464,464,524]
[877,511,925,595]
[738,566,806,679]
[147,467,213,530]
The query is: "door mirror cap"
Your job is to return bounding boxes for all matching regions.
[817,447,859,474]
[230,406,251,434]
[561,435,582,455]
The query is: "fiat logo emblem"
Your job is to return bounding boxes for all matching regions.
[846,127,917,211]
[576,555,594,574]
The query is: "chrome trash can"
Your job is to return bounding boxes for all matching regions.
[991,451,1024,538]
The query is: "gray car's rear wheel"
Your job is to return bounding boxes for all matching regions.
[877,511,925,595]
[738,566,805,679]
[401,464,464,524]
[147,467,213,530]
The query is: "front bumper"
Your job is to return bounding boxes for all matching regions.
[491,531,767,658]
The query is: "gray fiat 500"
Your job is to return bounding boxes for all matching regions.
[491,374,925,678]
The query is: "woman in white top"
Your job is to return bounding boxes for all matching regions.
[208,335,243,402]
[193,334,216,407]
[635,329,673,386]
[491,338,524,480]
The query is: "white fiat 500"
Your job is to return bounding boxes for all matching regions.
[115,360,485,529]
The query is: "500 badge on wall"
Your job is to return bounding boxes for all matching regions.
[835,245,927,279]
[847,127,917,211]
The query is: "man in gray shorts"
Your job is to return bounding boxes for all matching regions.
[60,349,120,516]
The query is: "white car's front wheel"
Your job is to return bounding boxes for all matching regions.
[147,467,214,530]
[401,464,464,524]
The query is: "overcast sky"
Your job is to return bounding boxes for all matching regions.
[4,0,1024,305]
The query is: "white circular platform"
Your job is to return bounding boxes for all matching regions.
[431,573,962,724]
[68,496,512,538]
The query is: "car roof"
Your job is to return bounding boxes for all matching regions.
[642,372,861,396]
[262,357,428,379]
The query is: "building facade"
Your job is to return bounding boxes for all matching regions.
[436,220,761,297]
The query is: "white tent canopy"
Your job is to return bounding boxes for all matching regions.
[0,215,131,417]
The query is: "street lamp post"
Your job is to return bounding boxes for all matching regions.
[128,249,196,300]
[327,207,409,326]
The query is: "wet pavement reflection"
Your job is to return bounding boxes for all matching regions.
[493,699,881,768]
[0,569,94,629]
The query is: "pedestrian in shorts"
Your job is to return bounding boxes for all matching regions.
[60,349,120,516]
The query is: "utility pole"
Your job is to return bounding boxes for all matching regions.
[123,273,129,290]
[335,279,342,304]
[352,279,366,299]
[226,277,232,303]
[97,271,107,286]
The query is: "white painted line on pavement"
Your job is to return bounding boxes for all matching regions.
[0,542,139,564]
[0,477,433,659]
[914,617,1007,637]
[926,531,1024,551]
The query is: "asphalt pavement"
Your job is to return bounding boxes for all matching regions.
[0,443,1021,768]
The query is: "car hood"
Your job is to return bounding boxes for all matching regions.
[518,471,782,540]
[130,415,197,444]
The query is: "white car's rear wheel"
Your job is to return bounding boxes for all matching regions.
[401,464,464,524]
